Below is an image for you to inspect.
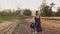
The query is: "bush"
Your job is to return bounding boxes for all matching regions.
[23,9,32,16]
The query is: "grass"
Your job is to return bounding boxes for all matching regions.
[0,15,33,23]
[0,15,18,23]
[19,15,33,19]
[42,17,60,21]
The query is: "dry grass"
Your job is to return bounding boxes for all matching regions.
[42,17,60,20]
[26,18,60,34]
[42,20,60,34]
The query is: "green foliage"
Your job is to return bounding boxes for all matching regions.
[40,2,55,17]
[15,9,21,16]
[23,9,32,16]
[19,15,33,19]
[0,9,33,22]
[0,16,16,22]
[50,3,55,8]
[51,12,56,17]
[0,9,21,16]
[40,12,46,17]
[56,8,60,16]
[41,6,52,17]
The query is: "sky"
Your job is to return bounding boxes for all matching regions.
[0,0,60,11]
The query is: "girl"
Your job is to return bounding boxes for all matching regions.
[30,10,43,34]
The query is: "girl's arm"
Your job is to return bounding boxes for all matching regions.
[30,16,35,23]
[40,16,42,23]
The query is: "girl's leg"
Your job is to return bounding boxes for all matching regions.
[32,27,35,34]
[35,28,37,33]
[31,28,35,34]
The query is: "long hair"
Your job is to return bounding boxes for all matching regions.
[35,10,39,15]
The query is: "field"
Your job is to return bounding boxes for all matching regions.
[0,16,60,34]
[42,17,60,20]
[26,17,60,34]
[0,15,20,23]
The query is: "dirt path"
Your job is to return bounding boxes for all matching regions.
[12,19,60,34]
[12,19,31,34]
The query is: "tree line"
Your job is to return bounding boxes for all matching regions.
[40,3,60,17]
[0,9,32,16]
[0,5,60,17]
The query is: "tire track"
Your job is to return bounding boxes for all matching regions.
[12,19,31,34]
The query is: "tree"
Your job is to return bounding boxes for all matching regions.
[42,5,52,17]
[44,6,49,16]
[56,7,60,16]
[2,10,8,16]
[23,9,32,16]
[40,3,55,17]
[50,3,55,9]
[16,10,21,15]
[40,0,46,16]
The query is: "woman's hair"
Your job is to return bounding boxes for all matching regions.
[35,10,39,15]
